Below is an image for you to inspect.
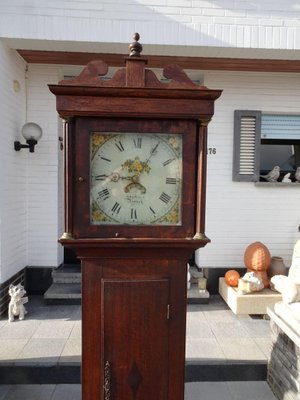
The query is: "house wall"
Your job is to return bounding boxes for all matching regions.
[0,42,27,283]
[196,70,300,269]
[0,46,64,284]
[0,0,300,55]
[26,65,64,267]
[0,40,299,280]
[0,2,300,284]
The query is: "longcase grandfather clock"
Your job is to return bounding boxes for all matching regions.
[49,34,221,400]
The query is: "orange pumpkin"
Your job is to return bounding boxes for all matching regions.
[224,270,240,287]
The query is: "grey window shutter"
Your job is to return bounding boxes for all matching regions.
[233,110,261,181]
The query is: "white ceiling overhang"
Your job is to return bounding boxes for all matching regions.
[3,37,300,61]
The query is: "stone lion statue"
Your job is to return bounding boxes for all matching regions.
[8,283,28,322]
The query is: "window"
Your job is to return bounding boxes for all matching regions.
[233,111,300,182]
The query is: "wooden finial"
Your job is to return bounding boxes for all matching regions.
[129,33,143,57]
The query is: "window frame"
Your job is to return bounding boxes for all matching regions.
[233,110,300,183]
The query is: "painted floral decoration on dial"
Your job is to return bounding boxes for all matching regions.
[90,132,182,225]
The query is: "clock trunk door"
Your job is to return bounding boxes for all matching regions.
[103,279,170,400]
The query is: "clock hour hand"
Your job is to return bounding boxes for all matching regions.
[94,172,136,182]
[94,172,146,192]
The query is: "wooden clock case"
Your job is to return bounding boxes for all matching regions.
[49,35,221,400]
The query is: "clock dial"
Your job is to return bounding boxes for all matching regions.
[90,132,182,225]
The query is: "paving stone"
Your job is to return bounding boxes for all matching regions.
[69,321,81,339]
[186,338,226,361]
[217,338,266,361]
[15,339,66,365]
[0,296,273,386]
[0,385,10,400]
[60,339,81,364]
[0,320,8,329]
[196,295,229,311]
[0,339,28,364]
[227,381,277,400]
[209,320,251,339]
[0,382,277,400]
[25,295,46,308]
[32,321,74,339]
[0,319,41,340]
[186,319,215,339]
[185,382,232,400]
[236,314,252,321]
[254,338,273,359]
[203,309,238,322]
[51,384,81,400]
[2,384,55,400]
[242,319,272,338]
[24,308,52,320]
[45,306,80,321]
[186,308,207,323]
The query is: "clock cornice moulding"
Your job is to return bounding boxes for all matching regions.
[48,50,222,120]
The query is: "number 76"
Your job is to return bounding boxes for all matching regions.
[207,148,216,155]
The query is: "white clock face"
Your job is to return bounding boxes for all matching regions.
[90,132,182,225]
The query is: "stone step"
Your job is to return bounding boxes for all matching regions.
[52,264,81,284]
[44,264,82,305]
[44,283,81,305]
[0,362,267,385]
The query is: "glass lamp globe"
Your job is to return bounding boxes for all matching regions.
[22,122,43,142]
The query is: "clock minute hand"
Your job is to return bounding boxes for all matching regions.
[145,142,160,164]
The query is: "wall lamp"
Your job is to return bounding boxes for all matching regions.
[14,122,43,153]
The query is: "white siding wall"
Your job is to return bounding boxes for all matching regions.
[0,49,64,283]
[0,1,300,52]
[0,42,27,283]
[196,70,300,269]
[1,0,300,279]
[1,45,299,277]
[1,50,299,276]
[25,65,300,270]
[26,65,64,267]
